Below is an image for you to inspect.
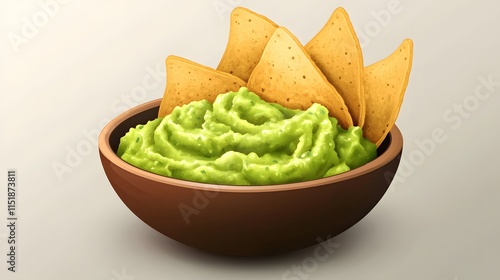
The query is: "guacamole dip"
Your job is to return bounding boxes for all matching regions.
[117,87,377,185]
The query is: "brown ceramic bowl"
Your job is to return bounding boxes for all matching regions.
[98,98,403,257]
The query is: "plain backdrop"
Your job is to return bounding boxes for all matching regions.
[1,0,499,279]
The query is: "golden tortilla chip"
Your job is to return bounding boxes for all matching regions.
[217,7,278,81]
[363,39,413,146]
[158,55,246,117]
[247,27,353,129]
[305,7,365,127]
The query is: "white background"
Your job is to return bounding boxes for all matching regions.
[1,0,500,279]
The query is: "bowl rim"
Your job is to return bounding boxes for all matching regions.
[98,98,403,193]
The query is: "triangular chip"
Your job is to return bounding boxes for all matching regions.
[217,7,278,81]
[247,27,353,129]
[363,39,413,146]
[305,7,365,127]
[158,55,246,117]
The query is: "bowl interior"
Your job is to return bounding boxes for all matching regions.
[109,105,159,153]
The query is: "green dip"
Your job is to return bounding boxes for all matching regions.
[117,87,377,185]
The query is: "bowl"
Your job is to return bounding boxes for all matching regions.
[98,98,403,257]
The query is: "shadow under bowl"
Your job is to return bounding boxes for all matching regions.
[98,98,403,257]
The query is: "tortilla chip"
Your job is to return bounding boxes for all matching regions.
[158,55,246,117]
[363,39,413,146]
[217,7,278,81]
[305,7,365,127]
[247,27,353,129]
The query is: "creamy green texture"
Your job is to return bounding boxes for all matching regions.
[117,87,376,185]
